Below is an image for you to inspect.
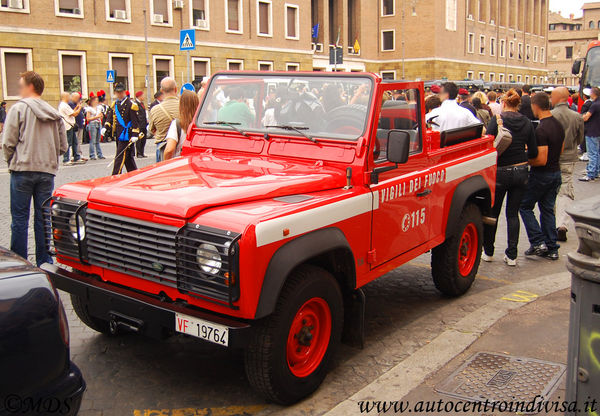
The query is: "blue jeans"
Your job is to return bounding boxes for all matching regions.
[87,123,103,158]
[519,170,562,253]
[586,136,600,179]
[63,127,80,163]
[10,171,54,266]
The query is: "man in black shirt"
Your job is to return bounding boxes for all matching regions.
[519,92,564,260]
[519,85,535,120]
[457,88,477,117]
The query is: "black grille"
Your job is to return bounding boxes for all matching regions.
[82,210,241,308]
[86,210,179,287]
[177,225,241,304]
[44,197,87,262]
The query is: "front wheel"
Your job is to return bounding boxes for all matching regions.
[70,294,112,334]
[244,265,343,405]
[431,203,483,296]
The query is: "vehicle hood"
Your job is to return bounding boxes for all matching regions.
[0,246,40,280]
[83,153,347,218]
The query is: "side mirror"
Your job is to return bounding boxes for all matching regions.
[572,58,584,76]
[387,130,411,164]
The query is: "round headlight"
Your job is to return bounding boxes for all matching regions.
[196,243,222,275]
[51,203,61,217]
[69,213,86,240]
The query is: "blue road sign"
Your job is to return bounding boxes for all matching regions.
[106,70,116,83]
[181,83,195,94]
[180,29,196,51]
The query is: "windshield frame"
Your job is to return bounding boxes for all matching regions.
[195,71,376,142]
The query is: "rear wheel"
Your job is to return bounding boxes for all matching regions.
[244,265,343,405]
[70,294,111,334]
[431,203,483,296]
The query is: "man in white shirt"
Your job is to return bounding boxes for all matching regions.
[58,92,82,164]
[426,82,481,132]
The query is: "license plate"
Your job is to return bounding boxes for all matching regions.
[175,313,229,346]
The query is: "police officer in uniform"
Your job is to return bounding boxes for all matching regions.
[103,83,141,175]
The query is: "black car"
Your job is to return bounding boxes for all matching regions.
[0,247,85,416]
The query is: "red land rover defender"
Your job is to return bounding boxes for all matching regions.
[43,72,496,404]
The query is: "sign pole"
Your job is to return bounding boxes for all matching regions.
[187,50,191,84]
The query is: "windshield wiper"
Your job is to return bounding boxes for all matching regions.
[204,121,250,137]
[266,125,317,143]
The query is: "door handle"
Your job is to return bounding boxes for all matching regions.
[416,189,432,197]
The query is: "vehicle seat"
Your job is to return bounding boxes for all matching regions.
[440,124,484,148]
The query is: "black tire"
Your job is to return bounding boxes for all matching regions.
[70,294,111,334]
[431,203,483,297]
[244,265,343,405]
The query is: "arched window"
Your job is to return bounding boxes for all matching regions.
[590,20,595,29]
[597,20,600,29]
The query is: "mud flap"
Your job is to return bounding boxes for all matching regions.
[342,288,365,349]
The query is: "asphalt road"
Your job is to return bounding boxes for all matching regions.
[0,142,590,416]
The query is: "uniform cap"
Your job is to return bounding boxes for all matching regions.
[113,83,125,92]
[135,90,144,98]
[430,85,441,93]
[458,88,470,96]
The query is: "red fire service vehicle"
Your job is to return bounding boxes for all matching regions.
[43,72,496,404]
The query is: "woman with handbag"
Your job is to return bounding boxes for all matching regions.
[482,89,539,266]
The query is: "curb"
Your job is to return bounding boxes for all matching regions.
[323,271,571,415]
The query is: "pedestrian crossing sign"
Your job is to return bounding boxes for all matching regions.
[180,29,196,51]
[106,70,116,83]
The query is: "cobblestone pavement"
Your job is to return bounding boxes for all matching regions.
[0,146,591,416]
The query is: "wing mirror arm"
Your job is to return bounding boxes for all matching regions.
[371,164,398,185]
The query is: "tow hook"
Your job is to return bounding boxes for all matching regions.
[108,311,144,335]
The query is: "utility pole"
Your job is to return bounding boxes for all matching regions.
[143,8,151,102]
[401,0,405,79]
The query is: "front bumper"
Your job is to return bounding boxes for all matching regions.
[41,264,251,348]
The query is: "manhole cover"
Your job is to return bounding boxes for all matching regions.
[436,352,566,410]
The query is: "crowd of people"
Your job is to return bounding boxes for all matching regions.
[425,81,589,266]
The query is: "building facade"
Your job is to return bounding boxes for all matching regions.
[547,3,600,86]
[0,0,313,105]
[0,0,549,106]
[310,0,549,83]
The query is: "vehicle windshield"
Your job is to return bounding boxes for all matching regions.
[583,46,600,88]
[197,73,373,141]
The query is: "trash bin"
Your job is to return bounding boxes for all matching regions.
[565,196,600,416]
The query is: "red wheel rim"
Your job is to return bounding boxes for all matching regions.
[286,297,332,378]
[458,223,478,276]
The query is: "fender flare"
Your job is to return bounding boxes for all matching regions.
[445,175,491,238]
[254,227,355,319]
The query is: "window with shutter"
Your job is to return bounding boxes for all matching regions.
[61,54,82,93]
[58,0,81,14]
[227,0,240,32]
[112,56,130,90]
[286,5,298,38]
[3,52,27,97]
[258,1,270,35]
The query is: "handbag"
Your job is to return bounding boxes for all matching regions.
[494,114,512,156]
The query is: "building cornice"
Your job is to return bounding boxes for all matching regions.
[0,25,314,55]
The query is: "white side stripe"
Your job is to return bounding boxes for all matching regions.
[444,152,496,183]
[255,193,373,247]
